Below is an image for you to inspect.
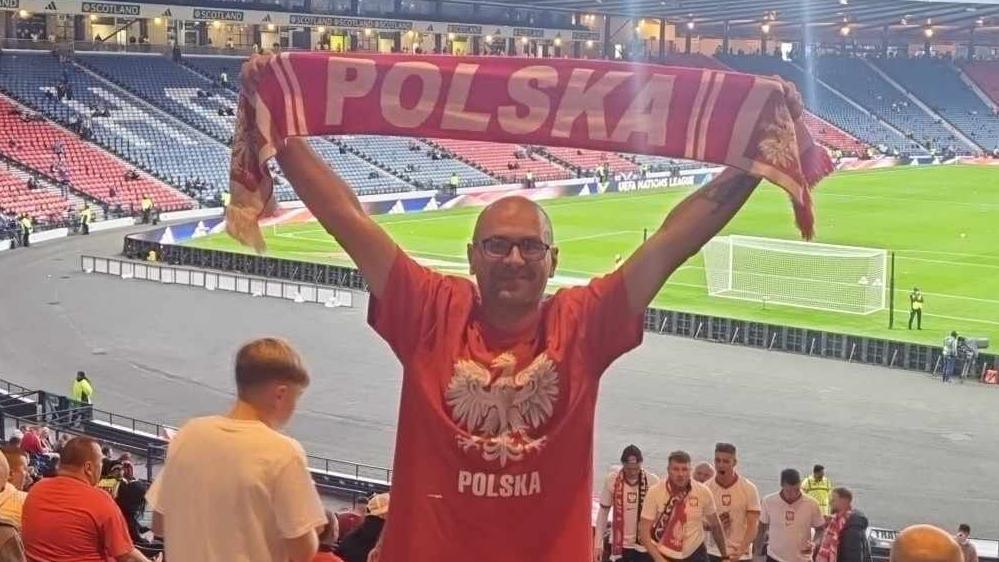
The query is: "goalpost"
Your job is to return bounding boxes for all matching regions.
[701,235,888,315]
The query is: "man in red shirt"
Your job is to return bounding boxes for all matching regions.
[258,57,802,562]
[21,436,152,562]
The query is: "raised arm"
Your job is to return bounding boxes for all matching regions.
[274,138,397,297]
[242,55,397,298]
[619,79,803,315]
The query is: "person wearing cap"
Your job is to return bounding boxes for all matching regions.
[337,494,388,562]
[594,445,660,562]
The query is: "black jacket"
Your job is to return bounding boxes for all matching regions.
[837,510,870,562]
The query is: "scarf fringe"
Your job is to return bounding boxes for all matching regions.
[225,197,272,254]
[792,143,834,240]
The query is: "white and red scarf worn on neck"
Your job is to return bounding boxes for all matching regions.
[226,53,833,251]
[816,510,850,562]
[652,480,691,553]
[612,469,650,556]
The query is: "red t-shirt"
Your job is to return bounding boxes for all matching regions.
[22,475,134,562]
[368,251,643,562]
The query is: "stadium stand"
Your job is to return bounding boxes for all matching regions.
[337,135,496,189]
[306,138,413,195]
[0,51,230,200]
[76,52,237,143]
[718,54,926,155]
[810,56,972,153]
[873,57,999,152]
[429,139,573,183]
[182,56,244,94]
[0,95,191,213]
[963,61,999,105]
[663,52,730,71]
[542,146,639,175]
[801,113,868,154]
[0,165,72,225]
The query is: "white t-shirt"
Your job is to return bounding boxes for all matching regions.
[706,474,761,560]
[598,469,660,554]
[641,479,717,559]
[760,492,825,562]
[146,416,326,562]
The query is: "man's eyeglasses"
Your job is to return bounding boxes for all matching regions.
[476,237,551,262]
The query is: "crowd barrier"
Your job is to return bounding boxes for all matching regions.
[80,255,356,309]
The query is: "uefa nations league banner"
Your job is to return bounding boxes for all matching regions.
[226,53,834,251]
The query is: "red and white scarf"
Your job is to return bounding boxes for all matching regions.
[652,481,691,554]
[227,53,833,250]
[611,470,650,556]
[816,510,850,562]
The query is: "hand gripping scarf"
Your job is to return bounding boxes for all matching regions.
[227,53,833,251]
[612,469,649,556]
[816,510,850,562]
[652,481,691,554]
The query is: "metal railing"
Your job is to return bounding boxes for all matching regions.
[81,255,355,308]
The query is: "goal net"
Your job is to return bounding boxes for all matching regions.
[702,236,888,315]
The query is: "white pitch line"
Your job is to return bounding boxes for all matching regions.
[898,256,999,270]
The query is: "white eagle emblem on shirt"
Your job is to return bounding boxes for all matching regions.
[445,352,559,467]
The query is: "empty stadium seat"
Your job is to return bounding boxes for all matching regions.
[963,61,999,106]
[0,164,72,225]
[718,54,925,155]
[338,136,495,189]
[0,95,192,212]
[430,140,572,183]
[0,51,232,198]
[874,57,999,152]
[77,52,237,143]
[543,146,639,174]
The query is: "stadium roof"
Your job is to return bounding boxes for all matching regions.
[480,0,999,33]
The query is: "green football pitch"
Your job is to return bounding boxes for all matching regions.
[189,165,999,346]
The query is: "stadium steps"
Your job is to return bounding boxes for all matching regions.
[536,146,638,175]
[862,58,981,153]
[72,53,235,145]
[0,163,74,223]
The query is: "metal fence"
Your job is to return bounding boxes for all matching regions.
[122,234,997,377]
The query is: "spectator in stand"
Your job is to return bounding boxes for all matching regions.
[890,525,963,562]
[0,454,27,527]
[802,464,833,517]
[115,480,161,557]
[146,338,326,562]
[21,436,152,562]
[16,430,43,459]
[955,525,977,562]
[336,494,389,562]
[0,448,30,493]
[594,444,660,562]
[693,461,715,483]
[314,511,345,562]
[97,462,124,499]
[706,443,760,562]
[116,453,135,481]
[760,469,826,562]
[815,488,867,562]
[639,451,728,562]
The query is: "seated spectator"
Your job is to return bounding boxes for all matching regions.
[336,494,389,562]
[21,437,152,562]
[0,455,26,527]
[115,480,161,557]
[117,453,135,481]
[17,430,43,459]
[146,338,326,562]
[97,462,124,499]
[314,511,346,562]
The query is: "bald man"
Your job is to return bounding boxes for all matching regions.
[693,461,716,484]
[264,63,802,562]
[891,525,963,562]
